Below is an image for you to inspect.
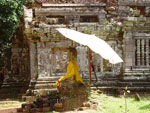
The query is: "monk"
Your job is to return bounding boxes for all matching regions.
[56,47,84,89]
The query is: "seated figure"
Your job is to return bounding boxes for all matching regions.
[56,47,84,89]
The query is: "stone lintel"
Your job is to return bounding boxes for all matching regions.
[35,10,104,16]
[42,3,106,7]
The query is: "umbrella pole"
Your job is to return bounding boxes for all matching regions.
[89,48,92,87]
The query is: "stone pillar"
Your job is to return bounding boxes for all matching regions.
[136,39,141,66]
[29,42,38,84]
[124,31,134,72]
[145,39,149,66]
[141,39,145,65]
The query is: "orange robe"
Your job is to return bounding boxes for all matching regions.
[56,61,84,89]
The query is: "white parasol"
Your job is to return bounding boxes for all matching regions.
[57,28,123,64]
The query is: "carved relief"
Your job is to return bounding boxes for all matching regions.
[76,46,88,72]
[51,48,69,75]
[37,43,52,77]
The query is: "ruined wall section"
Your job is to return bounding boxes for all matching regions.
[123,17,150,76]
[9,28,30,83]
[0,22,31,98]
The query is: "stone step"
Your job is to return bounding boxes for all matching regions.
[91,86,118,94]
[93,86,150,90]
[36,81,56,84]
[34,83,56,89]
[118,82,150,87]
[91,86,118,92]
[99,78,119,81]
[33,88,58,95]
[94,81,118,86]
[37,77,62,82]
[119,86,150,91]
[122,76,150,82]
[83,77,119,81]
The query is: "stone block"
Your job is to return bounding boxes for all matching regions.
[42,97,49,102]
[126,32,133,39]
[43,103,49,107]
[36,108,42,112]
[82,102,91,108]
[33,112,42,113]
[23,108,30,113]
[24,28,31,33]
[11,48,19,53]
[24,7,32,22]
[32,103,38,108]
[91,104,98,110]
[60,95,88,111]
[42,107,51,112]
[30,108,37,113]
[54,103,63,109]
[79,107,88,111]
[17,108,23,112]
[22,103,28,108]
[118,6,129,11]
[25,96,36,102]
[125,22,134,27]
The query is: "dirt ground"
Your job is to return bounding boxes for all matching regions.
[0,108,97,113]
[0,108,17,113]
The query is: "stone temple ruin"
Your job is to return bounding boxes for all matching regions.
[1,0,150,100]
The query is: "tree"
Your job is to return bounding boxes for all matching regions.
[0,0,24,67]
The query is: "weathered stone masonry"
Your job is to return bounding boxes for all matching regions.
[1,0,150,98]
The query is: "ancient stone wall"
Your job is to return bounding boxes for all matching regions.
[2,0,150,97]
[22,0,124,82]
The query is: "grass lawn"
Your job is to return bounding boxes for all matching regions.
[90,90,150,113]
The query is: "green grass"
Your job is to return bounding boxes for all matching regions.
[90,90,150,113]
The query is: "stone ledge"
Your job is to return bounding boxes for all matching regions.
[42,3,106,7]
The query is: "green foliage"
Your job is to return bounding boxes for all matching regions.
[0,0,24,66]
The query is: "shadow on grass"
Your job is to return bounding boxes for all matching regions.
[139,104,150,110]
